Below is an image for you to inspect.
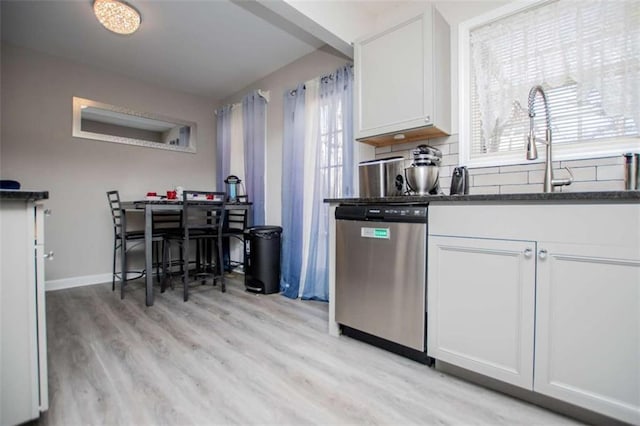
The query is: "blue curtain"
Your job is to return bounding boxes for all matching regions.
[242,91,267,225]
[302,65,354,301]
[215,105,232,191]
[280,84,306,298]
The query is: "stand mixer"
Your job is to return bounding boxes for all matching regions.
[404,144,442,195]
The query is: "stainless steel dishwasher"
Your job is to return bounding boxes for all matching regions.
[335,205,432,364]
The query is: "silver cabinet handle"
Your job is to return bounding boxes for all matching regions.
[538,249,548,259]
[523,248,533,258]
[43,251,54,260]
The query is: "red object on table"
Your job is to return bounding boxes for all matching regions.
[166,190,177,199]
[147,192,157,196]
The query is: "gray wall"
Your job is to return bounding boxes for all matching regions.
[218,46,354,226]
[1,43,217,284]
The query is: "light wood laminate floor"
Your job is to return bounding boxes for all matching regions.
[39,274,580,425]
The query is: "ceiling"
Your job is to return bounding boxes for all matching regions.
[0,0,331,100]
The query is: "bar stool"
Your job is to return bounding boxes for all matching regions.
[162,190,227,301]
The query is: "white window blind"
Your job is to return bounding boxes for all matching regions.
[464,0,639,166]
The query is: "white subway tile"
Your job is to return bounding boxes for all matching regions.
[568,167,597,182]
[561,180,624,192]
[529,170,544,184]
[474,172,528,186]
[390,141,421,152]
[449,141,459,154]
[469,185,500,195]
[437,143,450,155]
[529,166,591,184]
[597,164,625,181]
[499,184,541,194]
[440,154,459,167]
[469,166,501,175]
[500,163,545,173]
[439,166,452,179]
[375,146,392,155]
[562,156,623,168]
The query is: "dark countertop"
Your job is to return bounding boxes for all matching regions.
[325,190,640,205]
[0,190,49,201]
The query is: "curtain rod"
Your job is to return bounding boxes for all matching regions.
[214,89,270,115]
[289,63,353,96]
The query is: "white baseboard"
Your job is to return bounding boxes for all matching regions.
[46,269,244,292]
[46,273,112,292]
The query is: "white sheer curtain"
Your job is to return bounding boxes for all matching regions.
[281,64,354,300]
[470,0,639,157]
[299,79,320,296]
[300,65,354,301]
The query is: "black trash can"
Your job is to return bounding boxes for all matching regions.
[244,226,282,294]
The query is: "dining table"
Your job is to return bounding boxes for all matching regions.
[120,199,252,306]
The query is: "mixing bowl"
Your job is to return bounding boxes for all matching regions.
[405,166,439,195]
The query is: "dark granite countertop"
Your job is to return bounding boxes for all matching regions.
[325,190,640,205]
[0,189,49,201]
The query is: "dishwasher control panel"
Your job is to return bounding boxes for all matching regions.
[336,205,427,223]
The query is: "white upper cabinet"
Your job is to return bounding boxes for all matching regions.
[354,5,451,147]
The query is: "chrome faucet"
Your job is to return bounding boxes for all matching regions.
[526,85,572,192]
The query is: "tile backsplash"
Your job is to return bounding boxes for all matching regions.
[374,134,626,195]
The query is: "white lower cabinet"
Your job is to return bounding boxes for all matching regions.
[534,242,640,424]
[427,236,536,389]
[1,200,49,426]
[427,202,640,424]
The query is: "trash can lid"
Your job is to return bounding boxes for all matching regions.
[246,225,283,237]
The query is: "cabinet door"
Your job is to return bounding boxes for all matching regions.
[428,236,536,389]
[535,243,640,424]
[1,202,39,425]
[354,10,433,139]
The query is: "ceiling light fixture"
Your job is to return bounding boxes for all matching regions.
[93,0,141,35]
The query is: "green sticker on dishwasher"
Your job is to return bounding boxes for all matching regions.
[361,227,390,239]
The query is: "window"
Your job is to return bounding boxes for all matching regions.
[459,0,640,167]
